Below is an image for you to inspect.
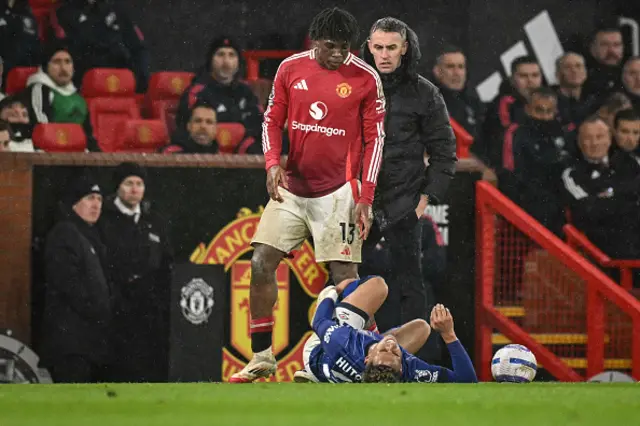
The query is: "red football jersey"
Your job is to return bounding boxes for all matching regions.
[262,49,386,205]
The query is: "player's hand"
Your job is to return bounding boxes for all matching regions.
[355,203,372,240]
[430,304,457,343]
[266,165,288,202]
[415,194,429,218]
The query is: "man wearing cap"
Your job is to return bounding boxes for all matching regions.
[39,171,113,383]
[176,36,263,144]
[20,41,99,151]
[98,162,173,382]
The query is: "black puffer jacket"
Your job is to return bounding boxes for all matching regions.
[361,25,457,230]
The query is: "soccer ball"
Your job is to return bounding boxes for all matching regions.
[491,344,537,383]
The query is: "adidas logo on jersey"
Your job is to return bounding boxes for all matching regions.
[293,80,309,90]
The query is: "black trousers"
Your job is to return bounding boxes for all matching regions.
[362,212,430,332]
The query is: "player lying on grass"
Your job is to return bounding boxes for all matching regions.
[296,276,478,383]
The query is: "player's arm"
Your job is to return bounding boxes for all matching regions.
[359,76,386,206]
[429,304,478,383]
[311,286,339,338]
[262,62,289,166]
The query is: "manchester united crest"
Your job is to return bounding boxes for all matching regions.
[336,82,352,98]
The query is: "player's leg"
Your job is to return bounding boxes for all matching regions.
[383,319,431,355]
[333,275,387,330]
[230,189,310,383]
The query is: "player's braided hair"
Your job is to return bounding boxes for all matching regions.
[308,7,359,45]
[362,364,402,383]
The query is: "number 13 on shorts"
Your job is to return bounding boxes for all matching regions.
[339,222,356,244]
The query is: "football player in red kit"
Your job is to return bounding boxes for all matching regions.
[230,7,386,383]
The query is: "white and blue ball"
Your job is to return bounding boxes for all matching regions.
[491,344,537,383]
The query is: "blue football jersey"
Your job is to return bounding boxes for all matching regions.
[309,292,477,384]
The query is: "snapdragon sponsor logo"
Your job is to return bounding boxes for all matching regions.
[290,121,346,137]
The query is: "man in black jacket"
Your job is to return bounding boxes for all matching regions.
[561,116,640,259]
[431,45,484,140]
[0,0,40,86]
[99,162,173,382]
[361,17,456,334]
[40,172,113,383]
[176,37,263,143]
[507,87,572,236]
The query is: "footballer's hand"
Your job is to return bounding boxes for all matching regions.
[355,203,372,240]
[266,166,288,202]
[430,304,457,343]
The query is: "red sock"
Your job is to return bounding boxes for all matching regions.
[368,321,379,334]
[251,316,274,353]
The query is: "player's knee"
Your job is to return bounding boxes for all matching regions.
[250,244,282,282]
[370,276,388,300]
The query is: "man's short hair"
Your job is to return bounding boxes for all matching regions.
[581,114,608,129]
[435,44,465,63]
[528,86,557,102]
[511,55,539,75]
[555,51,584,70]
[600,92,631,114]
[308,7,359,45]
[614,108,640,128]
[368,17,407,41]
[362,364,402,383]
[590,24,622,44]
[189,102,216,120]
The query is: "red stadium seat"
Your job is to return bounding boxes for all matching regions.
[115,119,169,152]
[81,68,136,98]
[87,97,141,152]
[32,123,86,152]
[5,67,38,95]
[217,123,246,153]
[147,72,195,101]
[150,99,179,135]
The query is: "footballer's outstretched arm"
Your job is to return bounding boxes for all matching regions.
[430,304,478,383]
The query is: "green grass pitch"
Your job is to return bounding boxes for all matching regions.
[1,383,639,425]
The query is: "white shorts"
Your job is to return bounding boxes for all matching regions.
[251,180,362,263]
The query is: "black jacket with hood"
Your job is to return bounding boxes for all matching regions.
[361,25,457,230]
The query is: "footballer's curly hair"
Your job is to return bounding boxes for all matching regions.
[362,364,402,383]
[308,7,360,45]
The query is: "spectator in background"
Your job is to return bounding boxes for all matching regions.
[431,45,484,140]
[561,116,640,259]
[611,109,640,180]
[0,0,40,87]
[554,52,597,130]
[472,56,542,171]
[163,103,218,154]
[176,36,263,143]
[622,56,640,111]
[596,92,632,130]
[583,26,625,101]
[49,0,150,92]
[20,42,99,151]
[0,95,33,151]
[99,163,173,383]
[39,173,113,383]
[508,87,570,236]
